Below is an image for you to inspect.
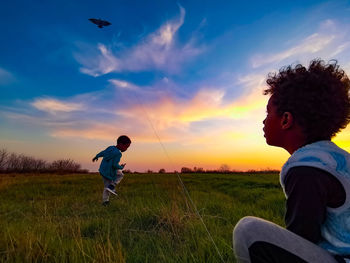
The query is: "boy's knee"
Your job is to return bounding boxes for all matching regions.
[107,184,115,190]
[233,216,265,249]
[233,216,264,261]
[234,216,260,237]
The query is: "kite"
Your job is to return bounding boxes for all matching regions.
[89,18,111,28]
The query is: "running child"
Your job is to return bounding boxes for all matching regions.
[93,135,131,205]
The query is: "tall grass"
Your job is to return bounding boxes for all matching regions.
[0,172,285,262]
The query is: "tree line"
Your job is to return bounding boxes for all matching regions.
[0,149,88,174]
[129,165,279,174]
[179,166,279,174]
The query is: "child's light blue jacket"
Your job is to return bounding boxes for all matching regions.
[280,140,350,256]
[95,146,123,180]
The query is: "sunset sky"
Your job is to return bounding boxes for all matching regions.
[1,0,350,172]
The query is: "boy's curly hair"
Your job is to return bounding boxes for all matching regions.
[117,135,131,144]
[264,59,350,143]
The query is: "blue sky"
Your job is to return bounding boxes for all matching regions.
[1,0,350,172]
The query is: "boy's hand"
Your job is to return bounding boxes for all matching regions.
[92,157,98,162]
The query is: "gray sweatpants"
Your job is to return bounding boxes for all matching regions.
[233,216,338,263]
[102,171,124,202]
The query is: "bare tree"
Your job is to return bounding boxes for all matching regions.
[50,159,81,173]
[33,159,47,171]
[19,155,35,172]
[6,153,20,172]
[0,149,8,171]
[0,149,88,173]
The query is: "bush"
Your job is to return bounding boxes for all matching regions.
[181,167,192,173]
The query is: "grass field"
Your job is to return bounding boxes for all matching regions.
[0,172,285,262]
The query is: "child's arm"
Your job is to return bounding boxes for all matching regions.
[92,149,106,162]
[284,167,343,243]
[113,153,125,169]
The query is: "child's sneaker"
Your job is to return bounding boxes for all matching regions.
[106,185,118,196]
[102,200,110,206]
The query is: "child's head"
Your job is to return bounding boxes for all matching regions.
[263,59,350,145]
[116,135,131,152]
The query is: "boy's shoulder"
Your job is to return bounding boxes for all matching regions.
[111,146,122,155]
[106,145,116,150]
[281,141,350,185]
[104,146,121,155]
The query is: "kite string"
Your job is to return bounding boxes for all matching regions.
[133,94,226,263]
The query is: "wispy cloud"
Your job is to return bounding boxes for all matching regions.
[109,79,140,91]
[75,6,204,76]
[251,33,335,68]
[251,19,350,68]
[32,98,84,114]
[78,44,121,77]
[329,42,350,58]
[0,67,15,85]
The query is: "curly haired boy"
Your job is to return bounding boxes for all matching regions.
[233,59,350,263]
[93,135,131,205]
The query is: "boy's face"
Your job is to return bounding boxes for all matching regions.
[263,96,284,147]
[117,143,131,152]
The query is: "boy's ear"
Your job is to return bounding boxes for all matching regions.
[280,112,294,129]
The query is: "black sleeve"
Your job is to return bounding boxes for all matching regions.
[284,166,331,243]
